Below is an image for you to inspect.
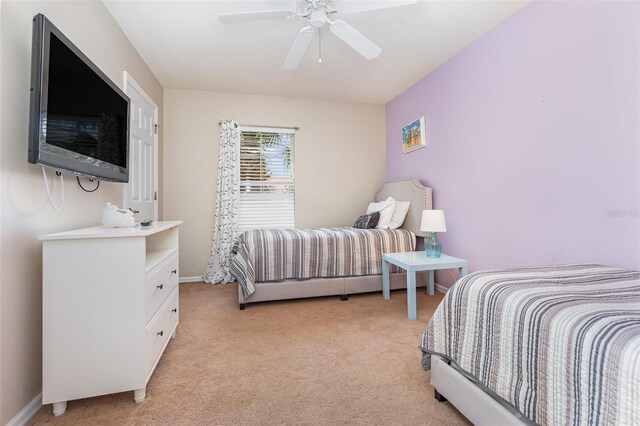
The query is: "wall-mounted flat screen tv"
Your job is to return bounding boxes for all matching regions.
[28,13,130,182]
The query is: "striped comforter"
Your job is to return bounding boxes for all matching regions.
[420,265,640,425]
[231,227,415,298]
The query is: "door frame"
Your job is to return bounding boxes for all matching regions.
[123,71,159,221]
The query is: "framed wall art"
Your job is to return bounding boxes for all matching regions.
[401,116,426,154]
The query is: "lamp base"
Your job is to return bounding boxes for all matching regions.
[425,233,442,258]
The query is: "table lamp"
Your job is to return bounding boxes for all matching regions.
[421,210,446,258]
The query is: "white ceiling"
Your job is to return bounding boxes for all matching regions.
[104,0,529,104]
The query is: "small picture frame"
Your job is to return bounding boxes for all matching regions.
[401,116,426,154]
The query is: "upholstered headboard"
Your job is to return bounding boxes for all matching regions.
[375,179,433,236]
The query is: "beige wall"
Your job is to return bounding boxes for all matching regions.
[0,1,163,422]
[164,89,386,278]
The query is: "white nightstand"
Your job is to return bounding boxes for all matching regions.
[382,252,468,320]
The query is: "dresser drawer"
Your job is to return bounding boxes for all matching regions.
[145,253,178,323]
[145,288,178,377]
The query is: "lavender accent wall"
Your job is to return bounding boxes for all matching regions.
[386,1,640,285]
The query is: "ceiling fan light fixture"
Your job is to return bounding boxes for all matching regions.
[309,8,326,28]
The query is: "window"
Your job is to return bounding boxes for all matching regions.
[237,126,294,232]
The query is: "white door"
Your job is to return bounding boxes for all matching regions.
[123,72,158,221]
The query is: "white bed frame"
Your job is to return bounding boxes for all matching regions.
[431,356,528,425]
[238,179,433,307]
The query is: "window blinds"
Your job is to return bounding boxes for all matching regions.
[237,128,294,232]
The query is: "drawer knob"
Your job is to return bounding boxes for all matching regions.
[157,284,163,290]
[157,330,164,337]
[171,308,177,313]
[171,269,177,275]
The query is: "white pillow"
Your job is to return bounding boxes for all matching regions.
[388,201,411,229]
[367,197,396,229]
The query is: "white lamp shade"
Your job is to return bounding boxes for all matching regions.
[420,210,446,233]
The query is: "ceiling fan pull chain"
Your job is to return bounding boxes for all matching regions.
[318,27,322,64]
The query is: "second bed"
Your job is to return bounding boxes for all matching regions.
[231,179,433,309]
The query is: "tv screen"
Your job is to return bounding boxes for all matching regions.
[28,14,130,182]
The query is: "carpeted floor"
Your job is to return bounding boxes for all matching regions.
[30,283,468,425]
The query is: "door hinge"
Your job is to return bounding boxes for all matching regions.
[154,123,159,135]
[154,191,158,201]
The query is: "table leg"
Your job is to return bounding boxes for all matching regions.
[407,270,417,320]
[459,266,468,278]
[427,270,435,295]
[382,259,390,300]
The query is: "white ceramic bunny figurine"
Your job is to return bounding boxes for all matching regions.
[101,202,136,228]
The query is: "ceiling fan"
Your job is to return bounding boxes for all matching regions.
[218,0,417,69]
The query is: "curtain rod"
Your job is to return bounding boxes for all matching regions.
[217,122,299,131]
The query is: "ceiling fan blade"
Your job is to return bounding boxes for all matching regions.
[336,0,417,15]
[329,20,381,60]
[218,10,295,24]
[283,26,315,70]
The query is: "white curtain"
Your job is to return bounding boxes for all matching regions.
[203,119,240,284]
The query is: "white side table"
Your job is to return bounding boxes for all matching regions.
[382,252,468,320]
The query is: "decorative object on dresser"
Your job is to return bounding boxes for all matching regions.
[101,202,136,228]
[381,252,467,320]
[40,221,182,416]
[420,209,446,258]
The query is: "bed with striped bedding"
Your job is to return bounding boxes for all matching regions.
[231,227,415,298]
[420,264,640,425]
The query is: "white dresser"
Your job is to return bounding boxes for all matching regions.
[40,221,182,416]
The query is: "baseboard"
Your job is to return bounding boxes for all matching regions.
[7,393,42,426]
[435,283,449,294]
[179,276,203,283]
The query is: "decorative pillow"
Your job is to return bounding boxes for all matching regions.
[353,211,380,229]
[366,197,396,229]
[388,201,411,229]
